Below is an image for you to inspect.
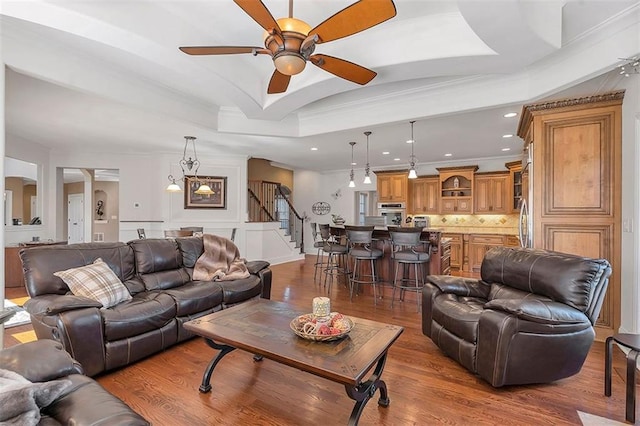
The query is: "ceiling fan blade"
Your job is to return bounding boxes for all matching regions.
[309,0,396,44]
[179,46,261,55]
[268,70,291,94]
[310,54,377,85]
[234,0,281,33]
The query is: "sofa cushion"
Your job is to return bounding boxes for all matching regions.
[53,259,132,308]
[175,236,204,268]
[129,239,191,290]
[217,275,262,305]
[162,281,224,316]
[431,293,485,344]
[102,292,176,341]
[20,243,136,298]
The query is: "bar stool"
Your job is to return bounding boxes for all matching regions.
[345,225,383,304]
[319,224,349,294]
[311,222,325,283]
[389,227,430,312]
[605,333,640,423]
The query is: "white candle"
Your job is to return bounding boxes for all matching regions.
[312,297,330,318]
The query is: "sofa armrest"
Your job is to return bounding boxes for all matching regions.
[484,299,589,325]
[0,340,83,382]
[25,295,102,316]
[427,275,490,299]
[258,267,272,299]
[246,260,270,275]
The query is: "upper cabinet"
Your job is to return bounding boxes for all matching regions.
[376,171,408,202]
[505,160,523,213]
[437,166,478,214]
[409,176,439,214]
[474,171,509,214]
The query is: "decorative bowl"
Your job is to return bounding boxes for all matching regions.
[290,312,354,342]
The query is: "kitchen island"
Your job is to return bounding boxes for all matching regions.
[329,226,449,283]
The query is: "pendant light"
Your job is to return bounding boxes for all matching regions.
[408,121,418,179]
[363,131,372,184]
[348,141,356,188]
[165,136,214,194]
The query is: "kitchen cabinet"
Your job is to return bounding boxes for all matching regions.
[506,160,523,213]
[505,235,520,247]
[443,233,463,271]
[474,172,509,214]
[518,90,623,340]
[376,171,408,202]
[409,176,439,214]
[437,165,478,214]
[469,234,506,272]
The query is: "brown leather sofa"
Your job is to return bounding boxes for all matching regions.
[20,236,272,377]
[422,246,611,387]
[0,339,148,425]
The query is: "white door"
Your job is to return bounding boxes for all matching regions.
[68,194,84,243]
[30,196,37,223]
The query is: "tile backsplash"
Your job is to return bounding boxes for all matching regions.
[410,214,519,234]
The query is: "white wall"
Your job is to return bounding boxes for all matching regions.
[619,75,640,333]
[4,133,49,245]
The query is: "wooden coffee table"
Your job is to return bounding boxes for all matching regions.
[184,298,404,425]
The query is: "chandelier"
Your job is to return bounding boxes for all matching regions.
[407,120,417,179]
[618,57,639,77]
[166,136,214,195]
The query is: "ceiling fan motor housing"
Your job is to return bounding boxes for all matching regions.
[264,18,315,75]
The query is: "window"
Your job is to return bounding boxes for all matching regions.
[357,192,368,225]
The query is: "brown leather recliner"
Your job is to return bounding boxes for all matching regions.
[0,340,148,425]
[422,246,611,387]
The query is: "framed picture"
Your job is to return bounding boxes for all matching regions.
[184,175,227,209]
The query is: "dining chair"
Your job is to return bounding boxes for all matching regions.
[164,230,194,238]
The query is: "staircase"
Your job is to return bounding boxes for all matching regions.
[248,181,305,255]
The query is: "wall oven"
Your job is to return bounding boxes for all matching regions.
[377,202,406,226]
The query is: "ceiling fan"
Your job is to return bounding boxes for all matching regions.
[179,0,396,94]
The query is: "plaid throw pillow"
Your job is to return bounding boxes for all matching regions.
[53,258,132,308]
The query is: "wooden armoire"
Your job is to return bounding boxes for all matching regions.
[517,90,624,341]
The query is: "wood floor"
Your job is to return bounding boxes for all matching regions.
[3,256,634,425]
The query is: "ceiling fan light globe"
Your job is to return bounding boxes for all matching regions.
[276,17,311,35]
[274,54,306,75]
[408,168,418,179]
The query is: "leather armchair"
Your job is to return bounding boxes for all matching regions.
[422,246,611,387]
[0,340,148,425]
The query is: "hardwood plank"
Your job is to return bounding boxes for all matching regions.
[3,256,634,424]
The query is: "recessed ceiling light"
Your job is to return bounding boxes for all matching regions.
[501,148,511,151]
[311,147,318,151]
[502,134,513,138]
[382,151,390,155]
[393,158,401,161]
[444,153,452,157]
[351,162,357,166]
[504,112,517,118]
[406,140,414,144]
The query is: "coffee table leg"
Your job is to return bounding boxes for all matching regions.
[199,338,236,393]
[345,352,390,426]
